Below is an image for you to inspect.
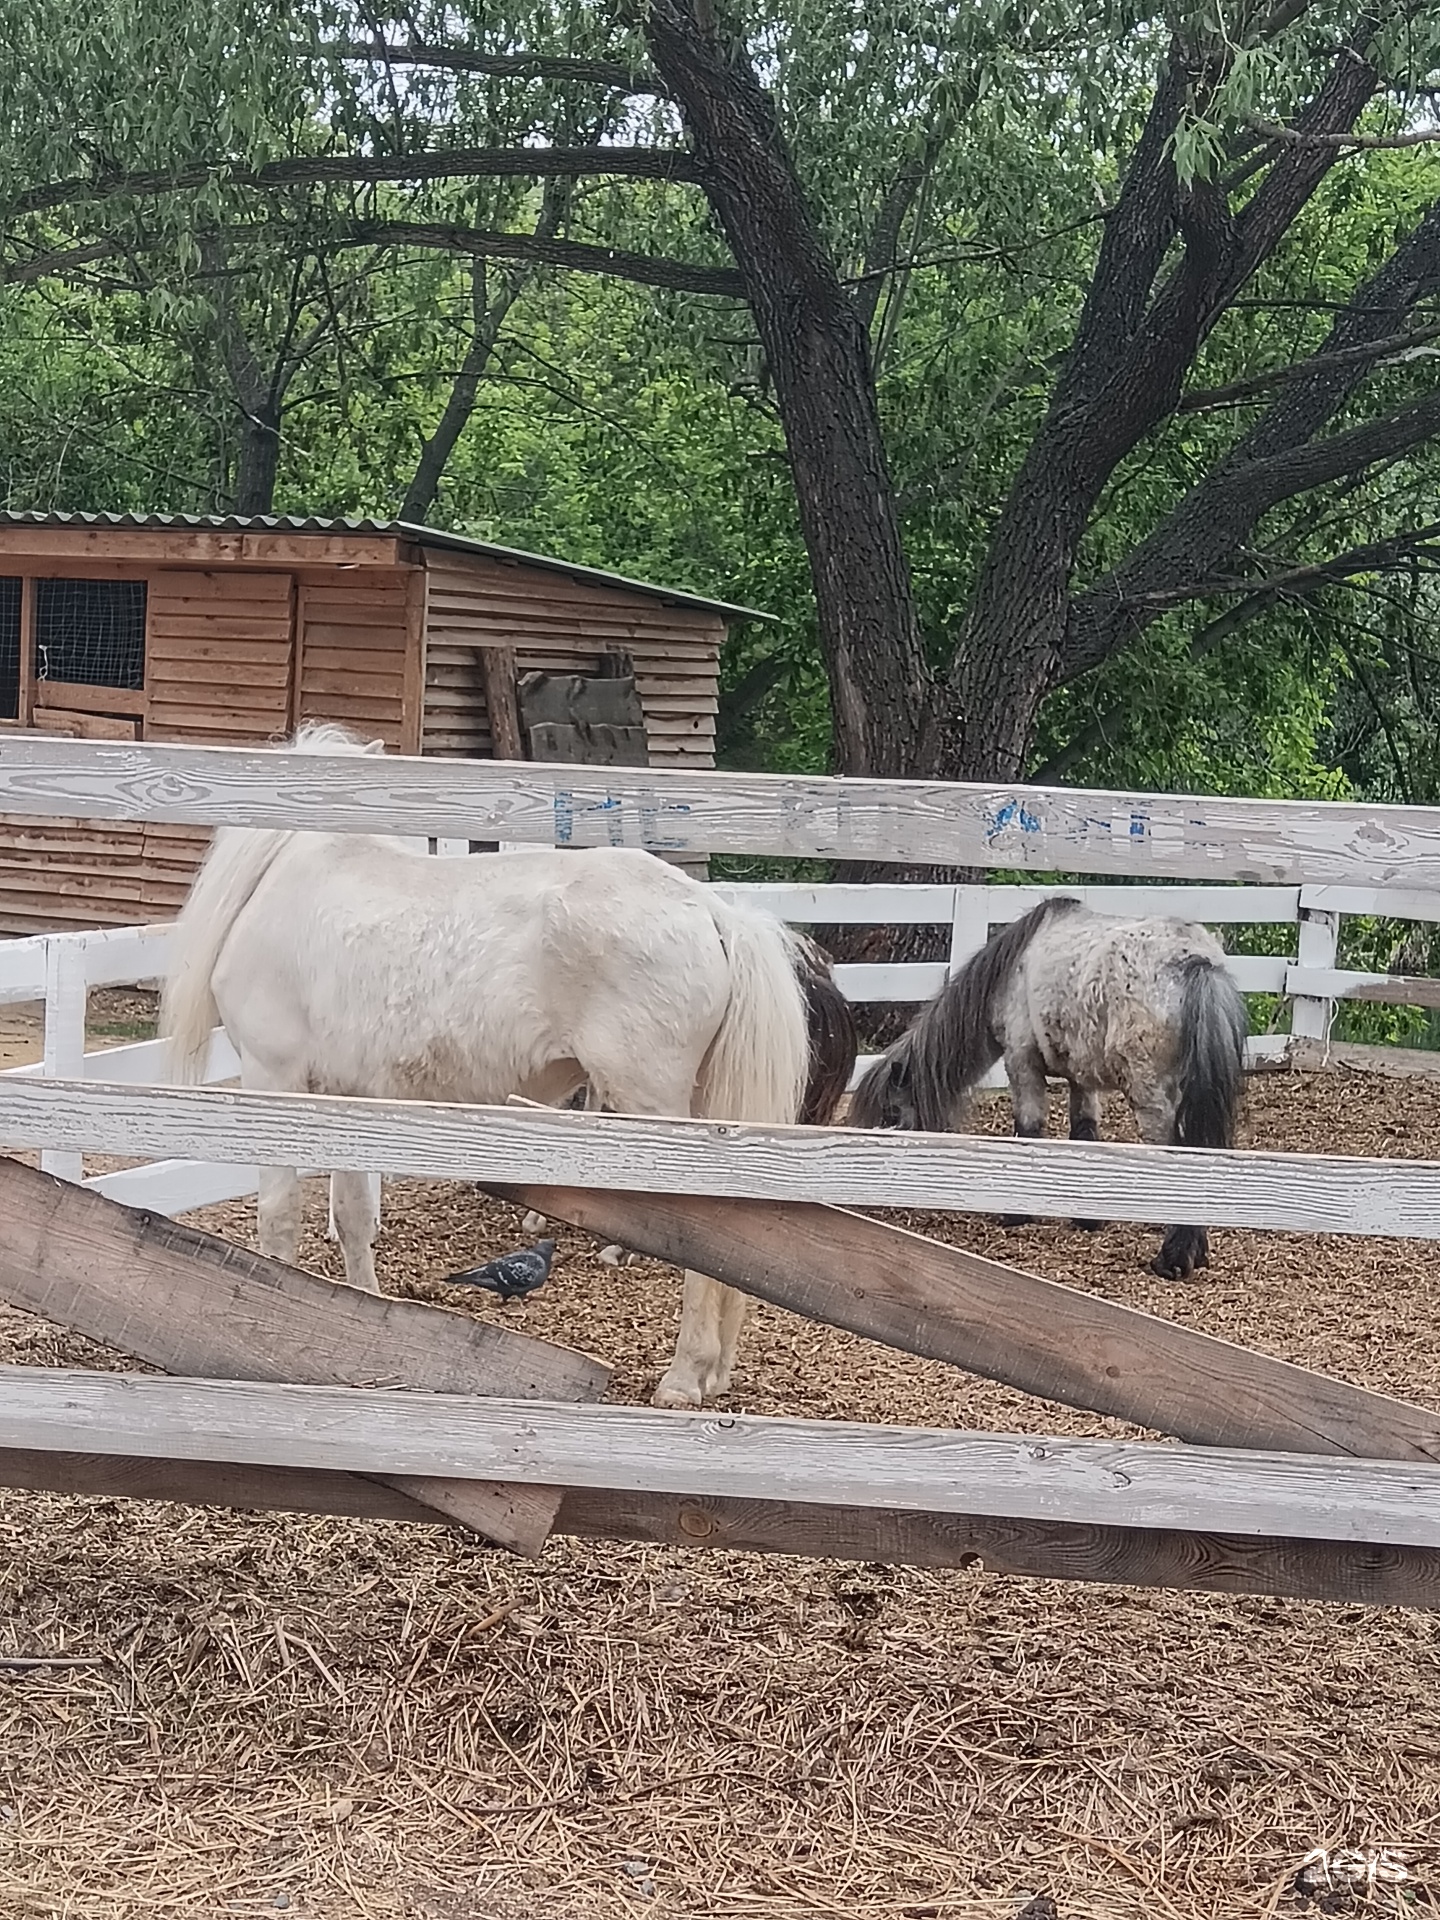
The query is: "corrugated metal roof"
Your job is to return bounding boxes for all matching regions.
[0,510,774,624]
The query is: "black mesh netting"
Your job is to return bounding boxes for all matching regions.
[35,578,146,691]
[0,579,19,719]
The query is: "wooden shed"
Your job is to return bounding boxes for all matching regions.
[0,512,765,930]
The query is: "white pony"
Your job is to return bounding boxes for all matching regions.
[160,723,810,1409]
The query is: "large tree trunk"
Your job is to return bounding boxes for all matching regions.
[645,0,928,777]
[232,398,282,515]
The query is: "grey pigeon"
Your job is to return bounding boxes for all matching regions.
[444,1238,555,1303]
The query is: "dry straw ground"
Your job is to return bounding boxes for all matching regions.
[1,1069,1439,1918]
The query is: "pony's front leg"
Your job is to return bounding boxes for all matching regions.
[1068,1083,1106,1232]
[1000,1049,1048,1228]
[1133,1097,1208,1280]
[257,1167,303,1266]
[331,1170,382,1293]
[654,1273,750,1409]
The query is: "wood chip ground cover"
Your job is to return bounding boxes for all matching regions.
[1,1070,1438,1917]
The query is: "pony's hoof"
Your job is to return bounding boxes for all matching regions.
[652,1383,702,1410]
[1152,1230,1209,1280]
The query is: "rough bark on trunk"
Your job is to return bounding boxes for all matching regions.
[645,0,928,777]
[233,400,282,515]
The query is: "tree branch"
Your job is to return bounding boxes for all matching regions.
[0,220,744,298]
[399,180,570,520]
[328,39,663,95]
[342,219,742,294]
[7,144,700,219]
[1032,519,1440,782]
[1057,192,1440,680]
[1178,322,1440,412]
[1028,589,1291,782]
[1241,111,1440,150]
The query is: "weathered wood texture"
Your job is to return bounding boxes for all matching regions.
[0,1156,609,1552]
[1,735,1438,882]
[1286,1037,1440,1079]
[484,1183,1440,1461]
[7,1367,1440,1545]
[421,554,721,770]
[145,571,295,746]
[0,1447,1434,1607]
[476,646,524,762]
[296,572,408,751]
[8,1077,1440,1239]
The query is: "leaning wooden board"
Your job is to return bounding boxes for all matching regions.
[0,1445,1434,1609]
[484,1183,1440,1462]
[0,1157,609,1554]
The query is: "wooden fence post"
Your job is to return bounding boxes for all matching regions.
[948,885,989,974]
[1292,905,1341,1046]
[40,937,85,1183]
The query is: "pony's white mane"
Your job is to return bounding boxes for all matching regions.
[285,721,386,757]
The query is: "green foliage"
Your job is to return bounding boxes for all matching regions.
[1,0,1439,823]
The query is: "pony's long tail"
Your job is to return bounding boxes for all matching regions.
[696,899,811,1125]
[1173,955,1248,1148]
[790,935,858,1125]
[159,721,385,1081]
[851,894,1082,1131]
[159,827,293,1081]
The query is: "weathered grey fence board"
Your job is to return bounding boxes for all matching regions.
[484,1184,1440,1461]
[2,736,1440,882]
[0,1156,609,1553]
[6,1369,1440,1545]
[0,1447,1434,1608]
[5,1078,1440,1238]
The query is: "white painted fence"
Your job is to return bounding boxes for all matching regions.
[0,871,1425,1217]
[0,736,1437,1219]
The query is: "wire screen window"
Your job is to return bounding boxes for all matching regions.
[34,579,146,692]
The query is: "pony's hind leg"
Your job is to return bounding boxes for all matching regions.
[1000,1047,1048,1228]
[584,1057,745,1409]
[1068,1083,1106,1232]
[331,1170,382,1293]
[257,1167,303,1266]
[1132,1093,1208,1280]
[655,1271,752,1409]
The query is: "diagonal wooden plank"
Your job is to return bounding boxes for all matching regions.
[484,1183,1440,1463]
[0,1156,609,1553]
[0,1447,1435,1610]
[5,1369,1440,1546]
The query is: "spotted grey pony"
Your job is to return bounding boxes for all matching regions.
[849,896,1248,1279]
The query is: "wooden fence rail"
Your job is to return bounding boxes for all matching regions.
[3,1077,1439,1238]
[0,1442,1432,1608]
[3,734,1440,885]
[8,1367,1440,1547]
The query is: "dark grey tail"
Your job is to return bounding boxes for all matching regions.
[792,936,858,1125]
[850,895,1083,1132]
[1173,955,1248,1149]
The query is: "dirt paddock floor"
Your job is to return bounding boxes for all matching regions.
[2,1066,1440,1917]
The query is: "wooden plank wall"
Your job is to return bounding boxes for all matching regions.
[421,554,722,770]
[139,569,298,919]
[295,570,411,751]
[0,566,298,929]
